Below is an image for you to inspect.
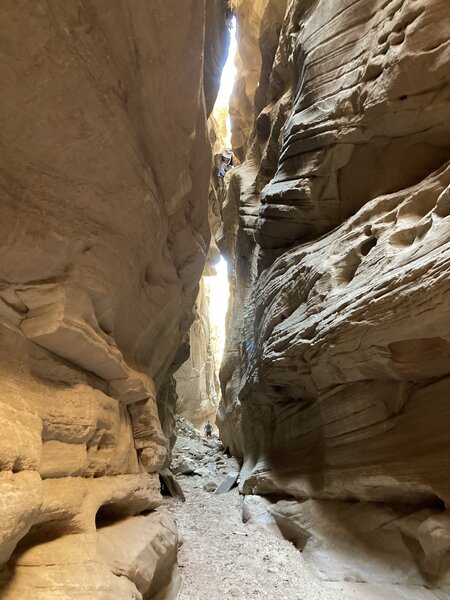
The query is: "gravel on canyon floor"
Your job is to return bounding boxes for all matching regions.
[164,420,354,600]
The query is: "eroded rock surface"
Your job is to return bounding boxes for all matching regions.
[0,1,228,597]
[220,0,450,596]
[174,278,220,429]
[174,117,231,430]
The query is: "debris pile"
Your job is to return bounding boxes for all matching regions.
[168,417,240,494]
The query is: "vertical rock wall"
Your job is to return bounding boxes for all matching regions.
[174,120,229,431]
[220,0,450,596]
[174,277,220,429]
[0,1,228,598]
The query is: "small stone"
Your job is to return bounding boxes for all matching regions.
[203,481,218,492]
[172,458,196,475]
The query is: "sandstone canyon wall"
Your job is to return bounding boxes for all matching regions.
[174,120,229,431]
[219,0,450,596]
[174,277,220,429]
[0,2,228,598]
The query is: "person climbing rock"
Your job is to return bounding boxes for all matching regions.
[204,420,213,438]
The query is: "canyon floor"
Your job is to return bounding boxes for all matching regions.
[165,422,354,600]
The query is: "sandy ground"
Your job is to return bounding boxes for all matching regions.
[165,429,354,600]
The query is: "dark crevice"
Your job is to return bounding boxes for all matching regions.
[360,236,377,256]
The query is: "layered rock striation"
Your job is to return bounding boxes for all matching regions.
[219,0,450,595]
[0,1,229,597]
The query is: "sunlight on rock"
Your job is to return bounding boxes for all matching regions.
[204,257,230,368]
[212,17,237,149]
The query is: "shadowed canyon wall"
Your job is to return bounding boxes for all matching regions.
[174,121,229,431]
[0,1,229,598]
[219,0,450,596]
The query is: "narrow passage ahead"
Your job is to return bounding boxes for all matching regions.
[165,421,354,600]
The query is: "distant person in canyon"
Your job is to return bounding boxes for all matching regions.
[204,420,213,437]
[217,150,233,177]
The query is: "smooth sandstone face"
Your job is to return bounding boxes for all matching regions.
[219,0,450,594]
[175,277,220,429]
[0,1,229,597]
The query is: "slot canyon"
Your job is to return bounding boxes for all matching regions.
[0,1,449,599]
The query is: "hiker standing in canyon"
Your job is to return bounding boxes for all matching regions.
[204,420,213,438]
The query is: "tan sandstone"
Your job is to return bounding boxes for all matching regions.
[0,1,229,597]
[219,0,450,597]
